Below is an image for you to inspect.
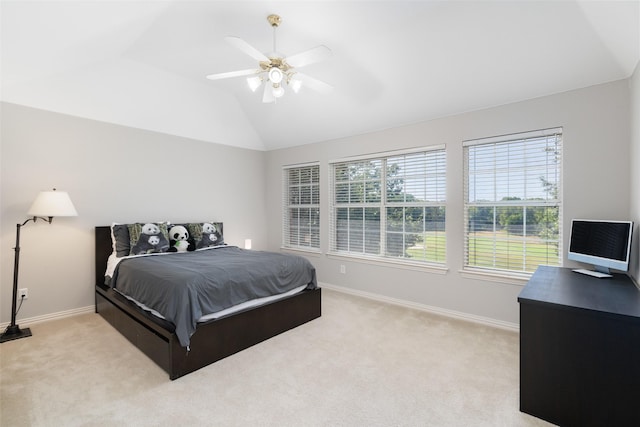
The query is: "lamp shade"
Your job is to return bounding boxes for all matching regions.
[272,85,285,98]
[291,78,302,93]
[27,189,78,217]
[268,67,283,84]
[247,76,262,92]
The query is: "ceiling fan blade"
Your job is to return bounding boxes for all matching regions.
[224,36,269,62]
[262,83,275,103]
[286,45,332,68]
[295,72,333,94]
[206,69,257,80]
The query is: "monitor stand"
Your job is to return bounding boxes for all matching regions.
[572,268,612,279]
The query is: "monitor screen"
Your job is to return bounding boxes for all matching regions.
[568,219,633,274]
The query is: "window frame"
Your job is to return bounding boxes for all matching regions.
[463,128,563,280]
[282,162,321,252]
[328,145,447,269]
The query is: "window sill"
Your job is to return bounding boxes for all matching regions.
[459,267,531,286]
[327,252,448,275]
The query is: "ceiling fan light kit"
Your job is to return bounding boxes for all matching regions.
[268,67,283,84]
[247,76,262,92]
[206,14,332,103]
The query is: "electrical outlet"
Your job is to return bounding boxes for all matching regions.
[340,264,346,274]
[19,288,28,299]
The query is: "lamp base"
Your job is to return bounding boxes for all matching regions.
[0,325,32,343]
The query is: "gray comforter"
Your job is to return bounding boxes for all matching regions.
[110,246,317,348]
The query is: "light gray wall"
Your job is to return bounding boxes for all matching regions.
[630,62,640,281]
[0,102,267,324]
[266,80,632,325]
[1,77,634,327]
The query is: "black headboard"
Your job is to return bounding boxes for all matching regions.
[95,226,112,287]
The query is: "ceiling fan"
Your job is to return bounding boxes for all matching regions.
[206,14,333,103]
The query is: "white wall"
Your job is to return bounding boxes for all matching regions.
[630,61,640,282]
[0,102,267,324]
[266,80,632,326]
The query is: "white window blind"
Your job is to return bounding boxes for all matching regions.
[282,163,320,250]
[329,146,446,265]
[463,128,562,274]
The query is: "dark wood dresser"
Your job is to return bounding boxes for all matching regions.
[518,265,640,427]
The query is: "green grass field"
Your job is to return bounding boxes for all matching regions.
[405,232,446,263]
[404,230,560,271]
[466,231,560,272]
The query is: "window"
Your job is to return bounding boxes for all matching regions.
[463,128,562,275]
[282,163,320,250]
[329,146,446,265]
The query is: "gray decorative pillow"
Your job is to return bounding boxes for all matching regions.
[111,223,131,257]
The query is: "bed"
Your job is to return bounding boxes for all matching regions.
[94,225,321,380]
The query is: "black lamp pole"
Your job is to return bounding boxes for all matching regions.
[0,216,52,343]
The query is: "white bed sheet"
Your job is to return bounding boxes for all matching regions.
[115,284,308,323]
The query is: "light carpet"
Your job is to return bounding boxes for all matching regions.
[0,289,550,426]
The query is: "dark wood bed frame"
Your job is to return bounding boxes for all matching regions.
[94,226,321,380]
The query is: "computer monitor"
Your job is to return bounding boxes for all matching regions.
[568,219,633,277]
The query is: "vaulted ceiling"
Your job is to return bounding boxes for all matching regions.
[1,1,638,151]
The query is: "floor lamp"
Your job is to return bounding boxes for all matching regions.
[0,189,78,343]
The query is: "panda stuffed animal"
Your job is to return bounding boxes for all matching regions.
[168,225,195,252]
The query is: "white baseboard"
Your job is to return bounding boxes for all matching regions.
[0,305,95,330]
[2,287,519,333]
[319,282,519,332]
